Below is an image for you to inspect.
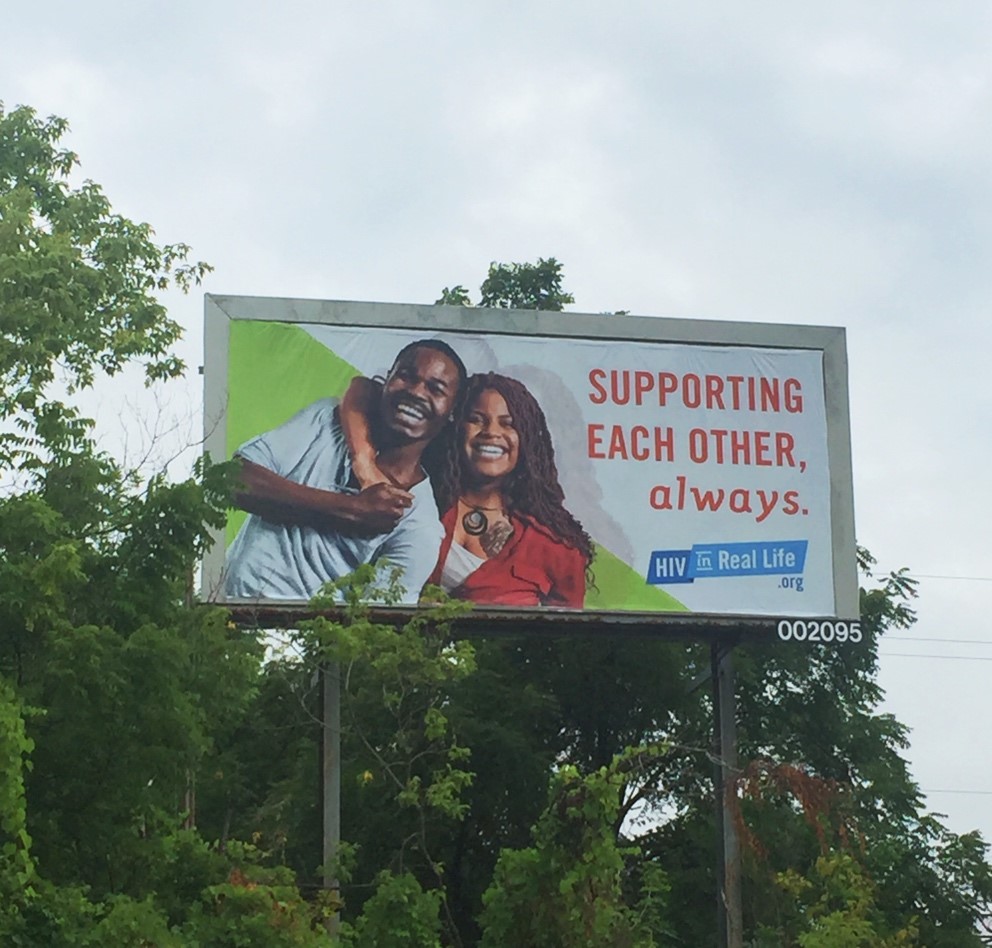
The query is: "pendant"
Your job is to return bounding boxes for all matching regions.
[481,519,513,558]
[462,508,488,536]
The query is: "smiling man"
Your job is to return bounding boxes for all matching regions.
[223,339,467,603]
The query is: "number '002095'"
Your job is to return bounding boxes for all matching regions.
[776,620,862,643]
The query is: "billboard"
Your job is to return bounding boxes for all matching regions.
[202,296,857,630]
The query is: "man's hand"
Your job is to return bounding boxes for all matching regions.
[233,458,414,537]
[342,482,414,536]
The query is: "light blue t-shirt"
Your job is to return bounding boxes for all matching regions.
[224,398,443,603]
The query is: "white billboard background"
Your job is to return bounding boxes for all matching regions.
[300,323,834,616]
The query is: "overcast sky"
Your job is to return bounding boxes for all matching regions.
[6,2,992,842]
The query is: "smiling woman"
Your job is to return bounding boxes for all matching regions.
[427,372,593,608]
[462,388,521,482]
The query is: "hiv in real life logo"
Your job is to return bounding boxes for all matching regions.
[646,540,809,585]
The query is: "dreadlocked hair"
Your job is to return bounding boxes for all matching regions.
[433,372,594,569]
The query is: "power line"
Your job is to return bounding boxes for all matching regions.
[922,788,992,796]
[888,636,992,646]
[883,654,992,664]
[913,574,992,581]
[870,571,992,582]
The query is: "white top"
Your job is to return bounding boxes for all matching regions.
[439,541,486,592]
[223,398,444,604]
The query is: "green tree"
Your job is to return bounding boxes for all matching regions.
[0,677,35,926]
[436,257,574,311]
[0,104,209,473]
[302,569,477,945]
[0,103,329,944]
[479,746,671,948]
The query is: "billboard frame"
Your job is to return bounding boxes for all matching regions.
[202,293,857,641]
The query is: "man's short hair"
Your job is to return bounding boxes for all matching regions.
[390,339,468,391]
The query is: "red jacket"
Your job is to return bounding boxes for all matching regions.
[427,507,587,609]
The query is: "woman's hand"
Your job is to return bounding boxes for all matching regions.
[341,376,387,488]
[351,454,390,490]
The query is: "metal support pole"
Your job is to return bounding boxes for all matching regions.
[711,643,726,948]
[711,641,743,948]
[321,663,341,933]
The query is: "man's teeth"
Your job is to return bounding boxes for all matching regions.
[396,403,427,420]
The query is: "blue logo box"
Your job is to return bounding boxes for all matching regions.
[647,540,808,585]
